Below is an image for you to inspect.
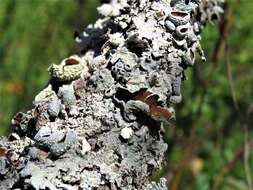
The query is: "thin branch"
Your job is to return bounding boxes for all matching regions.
[225,41,253,190]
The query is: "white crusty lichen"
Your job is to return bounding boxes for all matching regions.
[145,178,168,190]
[120,126,134,140]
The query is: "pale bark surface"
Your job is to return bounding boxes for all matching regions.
[0,0,224,189]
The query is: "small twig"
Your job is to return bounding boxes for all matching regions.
[225,47,239,113]
[212,142,253,189]
[224,177,248,190]
[212,0,240,62]
[225,40,253,190]
[243,123,253,190]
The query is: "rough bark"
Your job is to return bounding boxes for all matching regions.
[0,0,224,189]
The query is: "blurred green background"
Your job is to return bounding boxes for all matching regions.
[0,0,252,189]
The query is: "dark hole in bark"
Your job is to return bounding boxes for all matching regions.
[171,11,188,18]
[126,39,149,57]
[190,49,195,60]
[211,13,218,21]
[114,88,135,102]
[147,163,155,175]
[180,28,188,33]
[26,118,37,138]
[49,116,56,122]
[98,74,104,80]
[135,113,161,137]
[114,150,123,164]
[12,179,36,190]
[115,88,150,103]
[119,135,129,143]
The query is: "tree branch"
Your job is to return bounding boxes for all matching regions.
[0,0,224,189]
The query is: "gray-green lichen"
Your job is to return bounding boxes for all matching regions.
[34,84,56,105]
[0,0,224,189]
[48,55,88,83]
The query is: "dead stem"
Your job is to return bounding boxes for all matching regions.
[225,42,253,190]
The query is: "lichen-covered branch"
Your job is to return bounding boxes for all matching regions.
[0,0,224,189]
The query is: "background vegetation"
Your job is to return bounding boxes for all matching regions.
[0,0,252,189]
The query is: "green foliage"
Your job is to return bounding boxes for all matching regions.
[0,0,252,189]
